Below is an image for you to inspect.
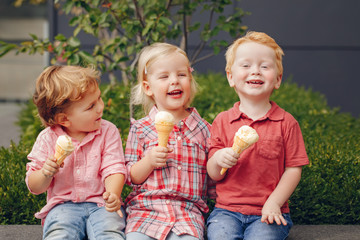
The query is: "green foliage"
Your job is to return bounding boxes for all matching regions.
[0,142,45,224]
[1,0,248,85]
[1,73,360,224]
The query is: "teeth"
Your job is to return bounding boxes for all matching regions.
[248,80,263,84]
[168,90,182,95]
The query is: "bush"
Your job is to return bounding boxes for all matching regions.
[0,72,359,224]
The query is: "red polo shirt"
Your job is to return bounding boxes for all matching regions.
[209,101,309,215]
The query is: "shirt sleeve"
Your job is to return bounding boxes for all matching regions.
[100,122,127,182]
[283,115,309,167]
[208,115,226,159]
[124,123,143,185]
[25,129,54,194]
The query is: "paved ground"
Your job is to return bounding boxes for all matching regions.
[0,102,21,148]
[1,225,360,239]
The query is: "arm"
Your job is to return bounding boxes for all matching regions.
[261,166,302,225]
[27,156,61,194]
[130,146,171,184]
[103,173,125,217]
[207,148,240,181]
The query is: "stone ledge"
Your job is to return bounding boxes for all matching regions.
[1,225,360,239]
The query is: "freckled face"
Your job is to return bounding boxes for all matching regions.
[227,42,282,101]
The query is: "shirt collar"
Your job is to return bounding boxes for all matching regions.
[149,106,201,131]
[229,101,284,123]
[51,122,101,145]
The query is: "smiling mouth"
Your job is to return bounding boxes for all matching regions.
[167,90,183,96]
[247,80,264,85]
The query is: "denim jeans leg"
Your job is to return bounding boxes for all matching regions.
[86,204,126,240]
[43,202,87,240]
[206,207,244,240]
[244,213,293,240]
[126,232,155,240]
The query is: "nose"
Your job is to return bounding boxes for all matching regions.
[170,74,179,85]
[97,98,104,113]
[251,65,260,75]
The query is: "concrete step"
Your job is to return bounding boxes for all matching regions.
[1,225,360,239]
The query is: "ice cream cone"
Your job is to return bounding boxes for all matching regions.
[220,125,259,175]
[155,111,175,147]
[155,123,175,147]
[54,135,74,165]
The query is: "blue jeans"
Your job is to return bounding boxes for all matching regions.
[43,202,125,240]
[126,231,200,240]
[206,207,293,240]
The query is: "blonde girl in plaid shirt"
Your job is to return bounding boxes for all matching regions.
[125,43,214,240]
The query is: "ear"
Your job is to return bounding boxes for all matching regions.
[274,74,282,89]
[226,71,235,87]
[55,113,71,128]
[143,81,153,97]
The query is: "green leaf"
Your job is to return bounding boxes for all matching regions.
[67,37,81,48]
[0,43,17,57]
[78,51,96,65]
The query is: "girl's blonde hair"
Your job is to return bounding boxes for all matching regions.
[225,31,284,75]
[33,65,100,127]
[131,42,197,114]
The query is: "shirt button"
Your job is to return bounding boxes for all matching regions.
[76,169,80,175]
[177,166,182,170]
[180,121,184,125]
[166,200,170,204]
[177,136,181,141]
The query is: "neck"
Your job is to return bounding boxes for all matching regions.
[239,98,272,121]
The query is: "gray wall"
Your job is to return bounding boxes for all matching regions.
[194,0,360,117]
[51,1,360,117]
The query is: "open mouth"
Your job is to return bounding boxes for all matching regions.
[247,80,264,85]
[167,90,183,96]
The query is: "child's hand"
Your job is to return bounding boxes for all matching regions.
[41,156,61,178]
[214,147,240,169]
[261,200,287,225]
[147,146,173,168]
[103,191,123,217]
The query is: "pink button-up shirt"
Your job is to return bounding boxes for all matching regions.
[25,119,127,220]
[125,107,213,240]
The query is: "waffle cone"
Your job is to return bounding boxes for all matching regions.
[54,144,73,165]
[155,123,174,147]
[220,137,252,175]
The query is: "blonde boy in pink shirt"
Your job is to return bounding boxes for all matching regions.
[26,65,126,239]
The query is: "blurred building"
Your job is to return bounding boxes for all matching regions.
[0,0,48,101]
[1,0,359,117]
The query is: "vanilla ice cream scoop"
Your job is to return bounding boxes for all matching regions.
[155,111,175,125]
[234,125,259,144]
[54,135,75,165]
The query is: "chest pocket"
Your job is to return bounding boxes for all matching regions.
[257,136,283,160]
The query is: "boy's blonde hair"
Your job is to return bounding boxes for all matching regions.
[33,65,100,127]
[225,31,284,75]
[131,42,197,114]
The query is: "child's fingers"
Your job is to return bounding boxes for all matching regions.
[103,191,110,201]
[277,215,287,226]
[117,209,123,218]
[261,214,269,224]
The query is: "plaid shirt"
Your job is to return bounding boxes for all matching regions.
[125,107,212,240]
